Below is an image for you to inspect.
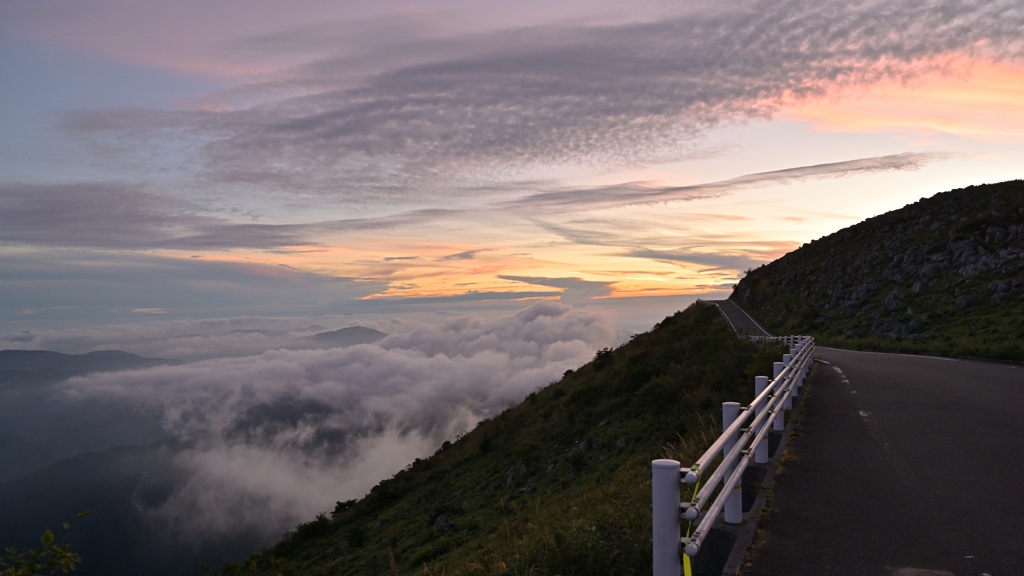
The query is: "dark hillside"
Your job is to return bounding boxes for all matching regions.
[220,302,786,576]
[732,180,1024,360]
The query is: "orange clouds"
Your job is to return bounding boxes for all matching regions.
[781,60,1024,141]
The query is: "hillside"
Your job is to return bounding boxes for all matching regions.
[731,180,1024,360]
[218,302,786,576]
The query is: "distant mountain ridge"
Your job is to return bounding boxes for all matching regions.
[0,349,176,482]
[0,349,174,370]
[0,349,179,389]
[731,180,1024,360]
[308,326,387,346]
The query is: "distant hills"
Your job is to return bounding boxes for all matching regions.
[0,350,179,484]
[222,325,388,350]
[307,326,387,347]
[0,349,178,390]
[0,349,171,372]
[732,180,1024,360]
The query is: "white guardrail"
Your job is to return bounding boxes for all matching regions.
[652,335,814,575]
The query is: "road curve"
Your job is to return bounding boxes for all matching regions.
[747,347,1024,575]
[702,299,773,337]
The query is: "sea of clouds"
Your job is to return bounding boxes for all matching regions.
[41,302,615,543]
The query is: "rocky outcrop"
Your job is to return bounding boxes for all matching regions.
[731,180,1024,360]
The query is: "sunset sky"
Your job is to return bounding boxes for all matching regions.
[2,0,1023,338]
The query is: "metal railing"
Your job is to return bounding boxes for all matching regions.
[652,335,814,575]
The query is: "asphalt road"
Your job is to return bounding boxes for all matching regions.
[703,299,773,337]
[746,347,1024,576]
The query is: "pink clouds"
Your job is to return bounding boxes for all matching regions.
[781,60,1024,141]
[2,0,639,79]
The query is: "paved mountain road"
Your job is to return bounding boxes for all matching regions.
[747,347,1024,576]
[704,299,772,337]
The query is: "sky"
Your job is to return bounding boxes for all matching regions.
[2,0,1023,555]
[2,0,1022,339]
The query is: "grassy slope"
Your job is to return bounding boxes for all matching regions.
[731,180,1024,361]
[221,303,787,576]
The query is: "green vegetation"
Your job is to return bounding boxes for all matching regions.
[220,302,787,576]
[1,513,92,576]
[732,180,1024,361]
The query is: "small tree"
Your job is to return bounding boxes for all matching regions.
[1,512,93,576]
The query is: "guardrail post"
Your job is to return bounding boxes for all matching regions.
[754,375,770,463]
[803,345,811,378]
[652,459,681,576]
[780,357,793,404]
[772,362,785,431]
[722,402,742,524]
[783,355,795,409]
[789,349,800,395]
[797,349,807,394]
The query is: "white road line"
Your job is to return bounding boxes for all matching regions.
[725,301,773,337]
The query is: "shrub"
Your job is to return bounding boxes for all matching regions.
[2,512,92,576]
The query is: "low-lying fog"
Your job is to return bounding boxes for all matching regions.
[1,302,615,553]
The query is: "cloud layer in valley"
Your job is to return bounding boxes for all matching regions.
[47,302,615,542]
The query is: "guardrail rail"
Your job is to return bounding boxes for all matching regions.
[652,335,814,575]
